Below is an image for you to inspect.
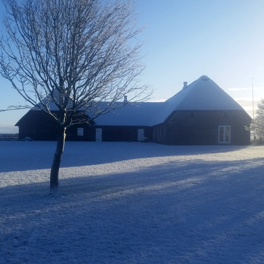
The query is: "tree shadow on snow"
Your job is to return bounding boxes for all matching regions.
[1,157,264,263]
[0,141,253,172]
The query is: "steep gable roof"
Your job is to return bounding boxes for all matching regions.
[168,75,244,111]
[150,75,245,125]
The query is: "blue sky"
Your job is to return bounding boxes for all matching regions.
[1,0,264,132]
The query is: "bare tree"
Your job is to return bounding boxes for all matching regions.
[0,0,150,193]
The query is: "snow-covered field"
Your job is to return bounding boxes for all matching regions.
[0,141,264,264]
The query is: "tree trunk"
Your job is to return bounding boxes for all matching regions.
[50,126,66,194]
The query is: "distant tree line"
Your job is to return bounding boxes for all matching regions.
[250,99,264,143]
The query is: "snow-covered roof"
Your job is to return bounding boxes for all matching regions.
[93,102,163,126]
[150,75,245,125]
[169,75,244,111]
[31,94,74,111]
[95,75,246,126]
[23,75,248,127]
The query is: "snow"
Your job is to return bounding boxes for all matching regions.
[152,76,246,126]
[93,102,163,126]
[0,141,264,264]
[175,76,244,111]
[94,76,248,127]
[95,76,248,127]
[21,76,247,129]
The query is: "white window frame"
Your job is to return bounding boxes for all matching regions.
[218,126,231,144]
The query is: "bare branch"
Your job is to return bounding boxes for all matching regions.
[0,0,151,192]
[0,105,30,112]
[0,0,151,126]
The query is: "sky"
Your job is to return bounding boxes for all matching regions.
[0,0,264,133]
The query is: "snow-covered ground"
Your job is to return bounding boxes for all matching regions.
[0,141,264,264]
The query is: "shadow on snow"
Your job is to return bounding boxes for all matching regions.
[1,157,264,263]
[0,141,251,172]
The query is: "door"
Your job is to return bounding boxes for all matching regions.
[218,126,231,144]
[137,129,145,142]
[96,128,102,142]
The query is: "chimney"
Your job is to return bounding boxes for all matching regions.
[183,82,188,88]
[123,95,128,103]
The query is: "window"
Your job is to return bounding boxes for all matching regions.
[218,126,231,144]
[77,127,84,137]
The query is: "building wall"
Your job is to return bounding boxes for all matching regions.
[17,110,251,145]
[16,111,152,142]
[95,126,152,142]
[17,111,94,141]
[17,111,56,140]
[153,110,251,145]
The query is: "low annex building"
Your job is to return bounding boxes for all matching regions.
[15,75,252,145]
